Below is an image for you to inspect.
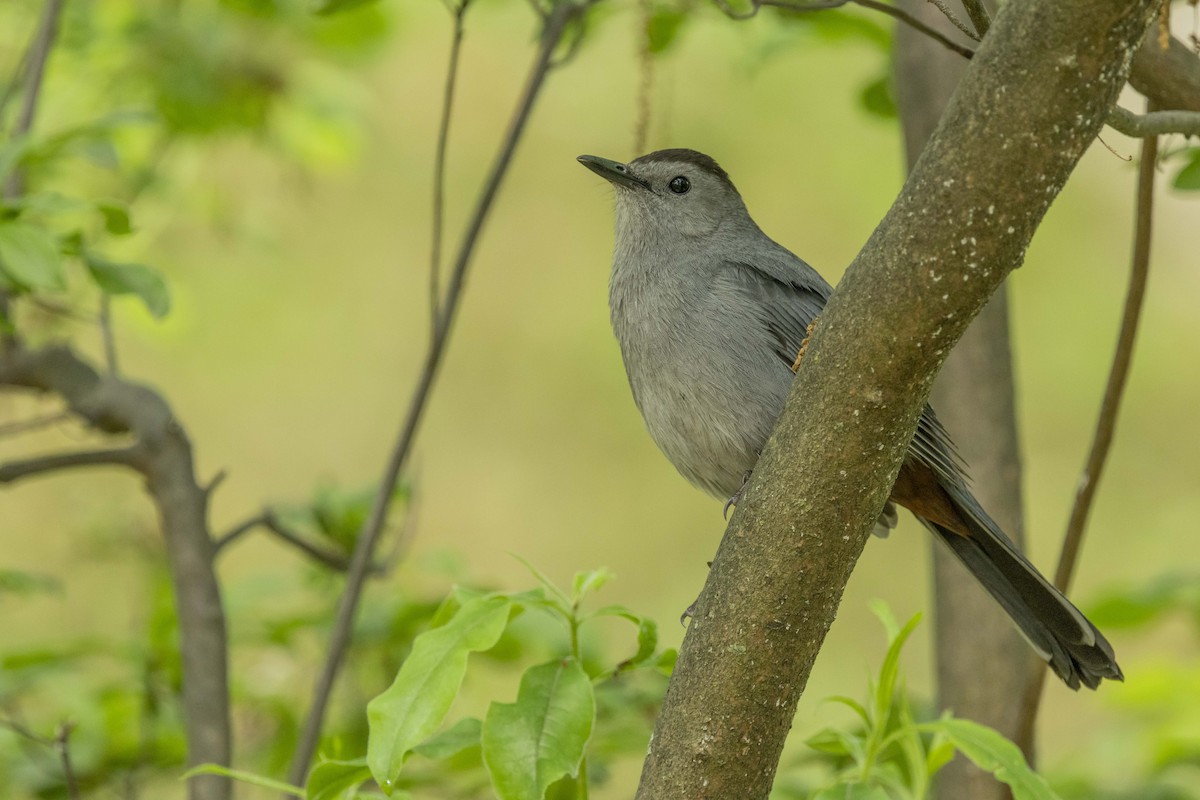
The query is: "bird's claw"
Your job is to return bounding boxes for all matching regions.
[723,470,753,520]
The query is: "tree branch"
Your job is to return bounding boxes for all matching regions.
[1,0,66,327]
[1014,106,1158,758]
[214,510,366,573]
[1129,28,1200,113]
[0,408,70,437]
[3,0,64,198]
[718,0,978,60]
[430,0,470,332]
[635,0,1159,796]
[285,1,587,785]
[1107,103,1200,137]
[959,0,990,36]
[0,344,232,800]
[925,0,980,42]
[0,447,138,483]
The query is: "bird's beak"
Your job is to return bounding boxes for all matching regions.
[577,154,649,191]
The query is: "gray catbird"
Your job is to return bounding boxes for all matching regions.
[579,147,1122,690]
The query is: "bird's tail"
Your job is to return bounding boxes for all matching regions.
[927,493,1123,690]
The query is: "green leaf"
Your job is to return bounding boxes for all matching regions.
[483,658,595,800]
[412,717,482,760]
[181,764,303,795]
[871,608,921,731]
[512,554,571,611]
[571,568,612,603]
[306,758,372,800]
[367,595,512,788]
[824,695,871,727]
[1172,148,1200,191]
[811,783,891,800]
[588,604,658,672]
[1087,573,1200,629]
[646,8,688,54]
[922,718,1062,800]
[313,0,381,16]
[859,74,896,119]
[0,220,65,290]
[97,201,133,236]
[806,727,864,760]
[0,569,62,597]
[85,255,171,318]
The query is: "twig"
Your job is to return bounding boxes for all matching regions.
[0,45,29,127]
[214,510,364,572]
[634,0,655,153]
[99,295,119,376]
[430,0,470,332]
[0,446,139,483]
[717,0,977,60]
[959,0,990,36]
[54,722,81,800]
[1107,103,1200,137]
[1014,107,1158,759]
[0,408,70,437]
[926,0,980,41]
[0,717,81,798]
[285,2,585,786]
[1,0,67,327]
[1059,124,1157,596]
[3,0,65,199]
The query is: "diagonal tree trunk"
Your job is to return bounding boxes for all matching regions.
[635,1,1158,796]
[893,3,1032,799]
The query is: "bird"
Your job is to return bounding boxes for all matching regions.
[578,147,1122,690]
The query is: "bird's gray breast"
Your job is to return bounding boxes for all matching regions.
[609,255,793,499]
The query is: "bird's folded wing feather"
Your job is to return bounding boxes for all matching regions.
[721,252,973,491]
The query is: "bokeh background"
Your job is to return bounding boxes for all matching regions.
[1,0,1198,796]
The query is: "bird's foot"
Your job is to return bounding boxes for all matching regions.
[723,470,753,520]
[791,320,818,373]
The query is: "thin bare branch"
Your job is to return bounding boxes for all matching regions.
[0,446,138,483]
[0,717,81,798]
[4,0,65,199]
[99,295,119,376]
[54,723,81,800]
[285,2,585,785]
[214,510,365,572]
[1060,128,1157,596]
[926,0,980,41]
[1108,103,1200,137]
[717,0,978,60]
[430,0,470,332]
[960,0,991,36]
[0,408,70,437]
[1,0,67,327]
[635,0,655,153]
[0,46,29,127]
[1014,106,1158,760]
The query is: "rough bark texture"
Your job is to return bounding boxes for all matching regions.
[894,2,1032,798]
[0,345,231,800]
[634,1,1158,797]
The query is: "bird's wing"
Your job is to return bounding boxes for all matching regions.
[722,249,831,368]
[722,250,971,488]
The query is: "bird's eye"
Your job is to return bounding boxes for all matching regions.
[668,176,690,194]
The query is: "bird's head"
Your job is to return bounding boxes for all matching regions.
[577,149,753,242]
